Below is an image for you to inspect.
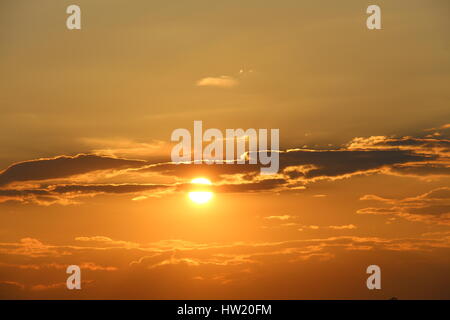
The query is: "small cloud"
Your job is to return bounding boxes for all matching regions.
[298,225,320,231]
[132,195,148,201]
[239,69,253,75]
[280,222,300,227]
[79,262,117,271]
[30,282,66,291]
[424,123,450,132]
[297,224,357,231]
[264,215,292,221]
[196,76,238,88]
[328,224,357,230]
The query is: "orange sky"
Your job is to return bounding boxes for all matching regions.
[0,0,449,299]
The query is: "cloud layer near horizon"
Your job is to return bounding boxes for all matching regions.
[1,231,449,298]
[0,128,448,205]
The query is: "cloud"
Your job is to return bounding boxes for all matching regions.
[358,187,450,225]
[425,123,450,132]
[264,215,292,221]
[78,262,118,271]
[0,238,72,257]
[1,234,449,297]
[29,280,95,291]
[0,146,438,205]
[0,261,117,271]
[0,154,146,187]
[0,183,171,205]
[140,131,449,192]
[8,234,445,264]
[80,138,172,160]
[107,234,450,270]
[328,224,357,230]
[346,135,450,178]
[297,224,357,231]
[0,128,448,206]
[347,135,450,153]
[196,76,238,88]
[303,225,320,230]
[30,282,66,291]
[51,183,169,194]
[279,149,432,182]
[141,147,435,187]
[74,236,141,249]
[0,280,25,290]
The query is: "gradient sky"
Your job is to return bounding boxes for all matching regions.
[0,0,449,299]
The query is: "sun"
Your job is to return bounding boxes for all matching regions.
[188,178,213,204]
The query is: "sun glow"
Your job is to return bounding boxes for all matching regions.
[188,191,213,204]
[189,178,213,204]
[191,178,212,185]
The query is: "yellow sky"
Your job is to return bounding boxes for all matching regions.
[0,0,449,299]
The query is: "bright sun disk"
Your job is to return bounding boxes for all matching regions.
[189,178,213,204]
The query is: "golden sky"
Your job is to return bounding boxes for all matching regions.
[0,0,449,299]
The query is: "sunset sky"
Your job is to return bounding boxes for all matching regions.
[0,0,449,299]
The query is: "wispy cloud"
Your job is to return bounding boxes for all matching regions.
[264,215,292,221]
[358,187,450,225]
[196,76,238,88]
[1,234,449,297]
[328,224,357,230]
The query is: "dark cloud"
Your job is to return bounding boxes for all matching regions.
[142,148,435,183]
[51,184,169,194]
[139,162,261,180]
[388,163,450,177]
[0,184,170,205]
[0,189,51,197]
[348,136,450,152]
[278,149,433,181]
[361,137,449,151]
[143,133,449,184]
[0,154,146,187]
